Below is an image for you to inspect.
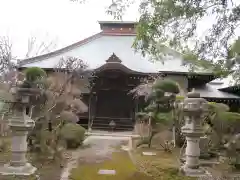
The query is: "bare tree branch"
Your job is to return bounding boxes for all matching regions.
[25,35,58,58]
[0,36,15,74]
[34,56,89,121]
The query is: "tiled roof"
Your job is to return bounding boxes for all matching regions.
[18,32,193,73]
[210,76,236,89]
[194,82,240,99]
[18,32,103,67]
[18,19,217,75]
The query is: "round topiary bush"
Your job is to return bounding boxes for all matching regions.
[21,67,47,89]
[24,67,47,82]
[152,79,180,94]
[60,123,86,149]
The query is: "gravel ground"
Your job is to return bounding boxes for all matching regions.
[60,135,130,180]
[78,136,129,163]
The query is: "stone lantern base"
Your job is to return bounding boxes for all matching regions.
[0,163,36,176]
[180,165,208,177]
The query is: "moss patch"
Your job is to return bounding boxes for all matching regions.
[69,148,195,180]
[70,151,153,180]
[133,148,196,180]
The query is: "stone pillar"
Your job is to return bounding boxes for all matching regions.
[0,88,37,176]
[180,91,208,177]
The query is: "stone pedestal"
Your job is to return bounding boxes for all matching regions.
[0,88,38,176]
[185,136,200,168]
[0,163,36,176]
[181,136,212,163]
[180,91,208,177]
[181,136,206,176]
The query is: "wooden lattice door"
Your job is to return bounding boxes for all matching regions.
[96,90,132,118]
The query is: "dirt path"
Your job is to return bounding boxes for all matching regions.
[60,135,130,180]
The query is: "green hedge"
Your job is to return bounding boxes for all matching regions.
[24,67,47,82]
[155,112,173,124]
[60,123,86,149]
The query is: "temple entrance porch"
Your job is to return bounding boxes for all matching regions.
[77,53,149,131]
[92,89,135,131]
[96,89,132,119]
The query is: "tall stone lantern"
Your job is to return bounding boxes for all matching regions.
[180,90,208,177]
[0,86,40,176]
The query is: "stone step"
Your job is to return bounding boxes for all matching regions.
[92,122,134,127]
[91,126,134,130]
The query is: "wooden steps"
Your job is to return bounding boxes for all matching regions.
[91,117,134,131]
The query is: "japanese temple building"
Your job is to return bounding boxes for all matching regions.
[18,21,240,130]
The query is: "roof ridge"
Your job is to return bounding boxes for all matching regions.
[18,32,103,66]
[98,20,138,24]
[102,32,136,36]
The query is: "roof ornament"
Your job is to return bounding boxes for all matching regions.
[106,53,122,63]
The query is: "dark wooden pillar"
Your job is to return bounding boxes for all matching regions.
[134,98,139,121]
[91,92,97,124]
[87,93,92,129]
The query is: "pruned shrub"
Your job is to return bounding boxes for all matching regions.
[21,67,47,89]
[60,123,85,149]
[24,67,47,82]
[152,79,180,94]
[156,112,173,124]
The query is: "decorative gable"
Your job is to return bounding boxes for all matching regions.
[106,53,122,63]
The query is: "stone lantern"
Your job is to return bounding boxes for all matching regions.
[0,86,40,176]
[180,90,208,177]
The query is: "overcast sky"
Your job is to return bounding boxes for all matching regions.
[0,0,139,59]
[0,0,239,60]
